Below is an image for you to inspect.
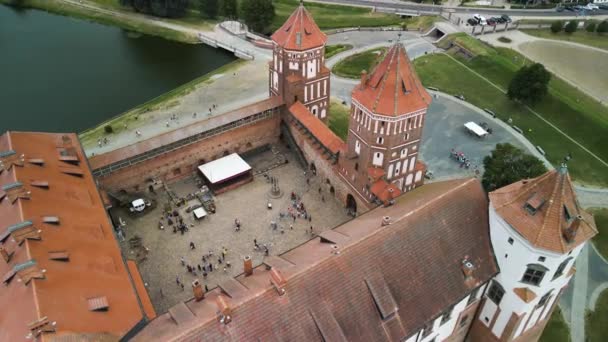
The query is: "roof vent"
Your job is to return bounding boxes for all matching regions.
[381,216,391,226]
[563,215,583,243]
[1,182,31,203]
[270,268,287,296]
[331,244,340,255]
[26,316,56,339]
[87,296,109,312]
[524,193,545,215]
[27,158,45,166]
[0,246,14,263]
[7,221,41,244]
[48,251,69,261]
[30,181,49,189]
[462,257,474,279]
[42,216,60,225]
[0,150,25,173]
[216,295,232,324]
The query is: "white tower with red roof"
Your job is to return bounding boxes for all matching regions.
[469,165,597,341]
[269,1,330,122]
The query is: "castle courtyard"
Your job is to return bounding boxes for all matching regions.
[112,146,351,313]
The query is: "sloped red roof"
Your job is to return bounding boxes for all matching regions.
[352,43,432,117]
[271,3,327,50]
[0,132,144,341]
[489,167,597,254]
[133,178,497,341]
[367,167,386,180]
[370,179,401,203]
[289,101,345,154]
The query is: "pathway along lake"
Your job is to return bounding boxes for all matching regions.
[0,5,235,133]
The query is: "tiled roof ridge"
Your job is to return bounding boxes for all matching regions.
[372,46,397,112]
[535,170,566,249]
[392,46,402,116]
[492,170,555,210]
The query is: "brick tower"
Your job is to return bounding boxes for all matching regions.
[269,1,330,122]
[339,43,432,207]
[468,165,597,341]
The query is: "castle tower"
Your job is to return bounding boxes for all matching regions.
[339,43,432,206]
[269,1,330,121]
[469,166,597,341]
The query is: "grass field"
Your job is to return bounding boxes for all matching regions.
[332,47,387,79]
[0,0,199,43]
[271,0,406,31]
[539,307,570,342]
[328,99,350,140]
[521,29,608,51]
[79,59,245,146]
[590,208,608,260]
[413,45,608,186]
[586,288,608,342]
[325,44,354,59]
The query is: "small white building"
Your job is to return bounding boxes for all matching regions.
[470,166,598,341]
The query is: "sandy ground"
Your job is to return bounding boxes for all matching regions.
[114,146,350,313]
[480,30,608,104]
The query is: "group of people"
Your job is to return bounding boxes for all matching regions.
[177,247,231,288]
[159,209,191,234]
[449,149,480,175]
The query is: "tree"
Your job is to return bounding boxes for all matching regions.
[221,0,238,19]
[507,63,551,104]
[550,20,563,33]
[597,21,608,34]
[241,0,275,33]
[482,143,547,192]
[200,0,219,19]
[564,20,578,34]
[586,22,597,33]
[122,0,189,18]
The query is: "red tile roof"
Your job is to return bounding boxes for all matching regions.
[133,178,497,341]
[271,4,327,50]
[367,167,386,180]
[489,167,597,254]
[370,179,401,203]
[289,101,345,154]
[352,43,432,117]
[0,132,145,341]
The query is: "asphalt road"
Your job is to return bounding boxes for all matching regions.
[314,0,608,17]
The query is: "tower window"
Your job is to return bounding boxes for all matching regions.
[553,257,572,280]
[521,264,547,286]
[537,291,552,307]
[487,281,505,305]
[508,237,514,245]
[376,137,384,144]
[354,163,358,171]
[538,256,546,262]
[440,305,453,325]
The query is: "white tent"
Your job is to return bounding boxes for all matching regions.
[464,122,488,138]
[193,207,207,220]
[197,153,252,184]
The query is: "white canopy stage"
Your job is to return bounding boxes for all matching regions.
[464,122,488,138]
[193,207,208,220]
[197,153,253,194]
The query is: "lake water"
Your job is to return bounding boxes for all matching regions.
[0,5,235,133]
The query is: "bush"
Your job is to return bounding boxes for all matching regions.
[104,125,113,134]
[564,20,578,34]
[598,21,608,34]
[550,20,563,33]
[586,22,596,33]
[507,63,551,104]
[497,36,512,43]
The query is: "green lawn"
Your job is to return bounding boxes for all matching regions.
[413,52,608,187]
[272,0,406,31]
[328,99,350,140]
[586,288,608,342]
[539,307,570,342]
[332,47,387,79]
[325,44,354,59]
[522,29,608,51]
[590,208,608,260]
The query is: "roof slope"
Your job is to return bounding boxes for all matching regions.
[0,132,145,341]
[289,101,345,154]
[134,178,497,341]
[271,3,327,50]
[489,166,597,254]
[352,43,432,117]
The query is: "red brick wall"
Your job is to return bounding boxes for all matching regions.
[96,116,281,193]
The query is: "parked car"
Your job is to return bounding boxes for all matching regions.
[467,18,479,26]
[599,4,608,10]
[556,6,564,12]
[585,3,599,10]
[487,18,497,26]
[501,14,512,23]
[494,17,506,24]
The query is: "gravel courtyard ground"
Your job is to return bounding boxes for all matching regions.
[113,146,350,313]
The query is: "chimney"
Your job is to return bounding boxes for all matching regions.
[563,215,583,243]
[360,70,368,89]
[0,246,11,263]
[381,216,391,226]
[243,255,253,276]
[461,257,474,279]
[269,268,286,296]
[216,295,232,324]
[192,279,204,301]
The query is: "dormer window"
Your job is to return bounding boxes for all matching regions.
[401,80,407,94]
[524,193,545,215]
[563,205,571,221]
